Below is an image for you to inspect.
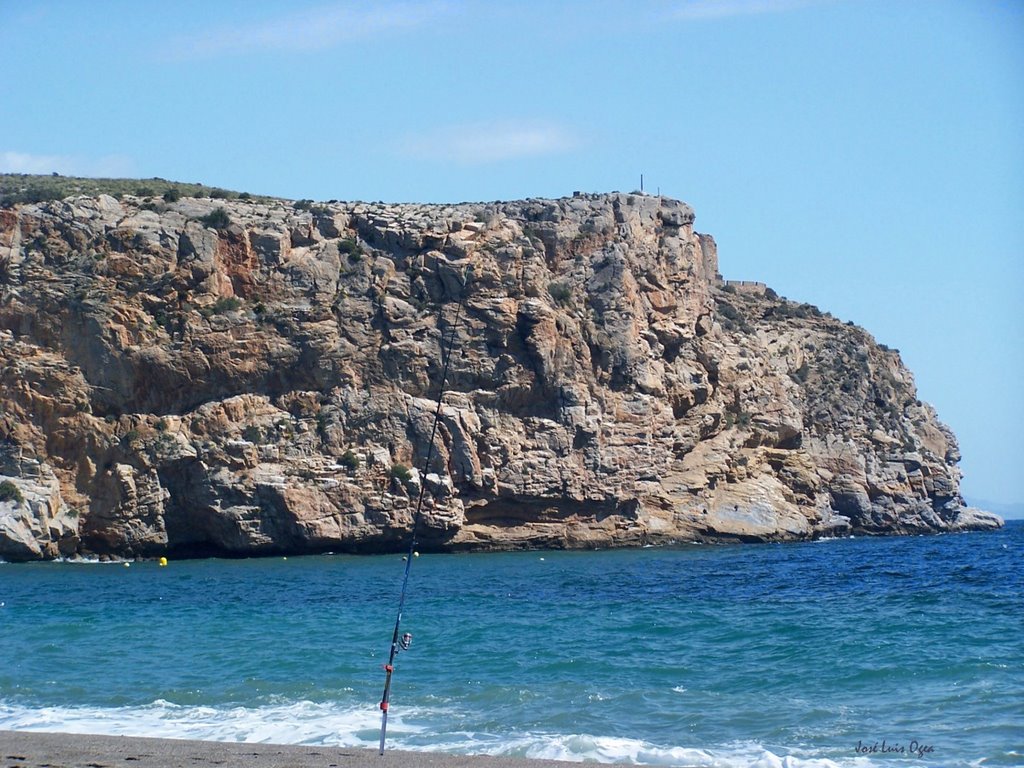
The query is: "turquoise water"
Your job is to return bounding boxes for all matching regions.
[1,522,1021,767]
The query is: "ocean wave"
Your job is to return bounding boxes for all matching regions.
[0,699,393,746]
[437,732,868,767]
[0,700,881,767]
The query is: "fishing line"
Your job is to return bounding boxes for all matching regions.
[378,266,472,755]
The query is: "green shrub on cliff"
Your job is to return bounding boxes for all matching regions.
[339,238,363,262]
[0,480,24,503]
[212,296,243,314]
[199,207,231,230]
[391,463,412,482]
[548,282,572,306]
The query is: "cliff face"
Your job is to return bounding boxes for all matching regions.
[0,191,1001,560]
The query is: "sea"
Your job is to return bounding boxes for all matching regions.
[1,521,1021,767]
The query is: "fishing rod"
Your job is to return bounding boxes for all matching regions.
[378,265,472,755]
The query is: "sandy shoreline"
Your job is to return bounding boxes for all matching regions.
[0,731,594,768]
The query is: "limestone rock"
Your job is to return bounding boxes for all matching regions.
[0,190,1001,559]
[0,457,79,561]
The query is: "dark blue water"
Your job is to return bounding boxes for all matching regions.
[2,523,1021,767]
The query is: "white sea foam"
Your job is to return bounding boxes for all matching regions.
[0,700,883,768]
[414,732,882,767]
[474,734,872,768]
[0,699,399,747]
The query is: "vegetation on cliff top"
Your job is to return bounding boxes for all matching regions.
[0,173,270,208]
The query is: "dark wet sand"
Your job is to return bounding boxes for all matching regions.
[0,731,592,768]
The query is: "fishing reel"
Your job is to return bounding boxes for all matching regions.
[399,632,413,652]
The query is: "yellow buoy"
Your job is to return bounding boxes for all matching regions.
[158,556,168,567]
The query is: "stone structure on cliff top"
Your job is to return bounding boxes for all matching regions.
[0,191,1002,560]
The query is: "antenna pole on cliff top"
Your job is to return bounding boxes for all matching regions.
[378,266,472,755]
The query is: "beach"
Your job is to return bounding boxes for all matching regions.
[0,731,588,768]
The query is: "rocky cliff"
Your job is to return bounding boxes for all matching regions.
[0,190,1001,560]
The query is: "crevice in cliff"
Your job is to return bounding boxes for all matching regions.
[463,497,625,527]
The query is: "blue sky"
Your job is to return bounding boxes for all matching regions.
[1,0,1021,509]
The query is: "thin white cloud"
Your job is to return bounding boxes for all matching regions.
[401,120,579,165]
[672,0,822,20]
[169,1,450,58]
[1,151,69,175]
[0,151,134,177]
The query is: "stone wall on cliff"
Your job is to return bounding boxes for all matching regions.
[0,191,1001,560]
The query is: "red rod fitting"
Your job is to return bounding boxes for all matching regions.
[384,665,394,672]
[380,701,389,711]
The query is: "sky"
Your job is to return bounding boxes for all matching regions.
[1,0,1022,510]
